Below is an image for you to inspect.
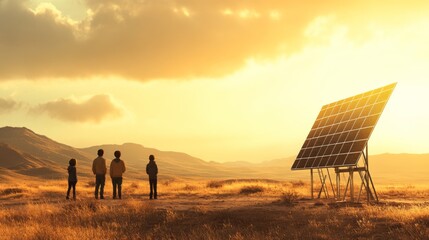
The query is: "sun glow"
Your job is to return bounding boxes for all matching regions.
[222,8,233,16]
[269,10,281,20]
[173,7,191,17]
[238,9,260,19]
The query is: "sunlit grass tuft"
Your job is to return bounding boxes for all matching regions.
[279,191,299,205]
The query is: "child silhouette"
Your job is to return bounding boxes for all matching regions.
[66,158,77,200]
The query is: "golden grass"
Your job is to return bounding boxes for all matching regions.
[0,179,428,239]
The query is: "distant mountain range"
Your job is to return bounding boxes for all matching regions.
[0,126,305,181]
[0,126,427,184]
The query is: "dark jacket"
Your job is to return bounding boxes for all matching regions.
[68,166,77,182]
[146,160,158,179]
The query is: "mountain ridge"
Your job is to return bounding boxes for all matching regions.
[0,126,428,183]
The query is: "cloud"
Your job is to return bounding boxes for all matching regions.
[0,0,428,81]
[31,94,123,123]
[0,98,19,113]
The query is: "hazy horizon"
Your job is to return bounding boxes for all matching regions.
[1,0,429,163]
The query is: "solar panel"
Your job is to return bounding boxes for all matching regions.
[291,83,396,170]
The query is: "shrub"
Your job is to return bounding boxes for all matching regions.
[280,191,299,205]
[239,186,264,195]
[183,184,198,191]
[62,200,105,213]
[86,181,95,188]
[291,180,306,188]
[163,179,175,186]
[129,182,139,189]
[207,181,223,188]
[0,188,24,196]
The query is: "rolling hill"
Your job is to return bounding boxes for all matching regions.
[0,127,299,180]
[0,126,427,184]
[0,127,93,180]
[0,127,93,166]
[81,143,242,179]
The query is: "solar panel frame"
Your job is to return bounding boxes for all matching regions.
[291,83,396,170]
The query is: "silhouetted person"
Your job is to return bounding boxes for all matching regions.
[110,150,126,199]
[92,149,107,199]
[66,158,77,200]
[146,155,158,199]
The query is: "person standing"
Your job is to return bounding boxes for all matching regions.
[66,158,77,200]
[92,149,107,199]
[110,150,126,199]
[146,155,158,199]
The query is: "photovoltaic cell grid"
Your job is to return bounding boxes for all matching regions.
[291,83,396,170]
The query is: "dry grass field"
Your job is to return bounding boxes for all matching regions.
[0,178,428,240]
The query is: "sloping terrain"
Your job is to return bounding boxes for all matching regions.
[80,143,278,179]
[0,127,92,180]
[0,126,428,184]
[0,127,92,166]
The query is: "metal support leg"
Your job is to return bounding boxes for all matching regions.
[336,168,340,201]
[310,169,314,199]
[320,169,329,198]
[343,174,350,202]
[367,171,379,202]
[350,168,354,202]
[365,144,371,203]
[357,170,371,202]
[327,169,336,199]
[318,175,327,199]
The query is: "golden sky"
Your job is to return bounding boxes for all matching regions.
[0,0,428,162]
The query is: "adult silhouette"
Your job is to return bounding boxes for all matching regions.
[110,150,126,199]
[146,155,158,199]
[92,149,107,199]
